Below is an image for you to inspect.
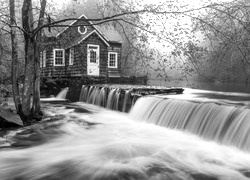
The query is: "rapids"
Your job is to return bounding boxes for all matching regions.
[55,87,69,99]
[130,96,250,151]
[0,101,250,180]
[1,88,250,180]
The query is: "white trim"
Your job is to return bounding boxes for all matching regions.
[87,44,100,63]
[87,44,100,76]
[56,14,86,37]
[84,14,110,43]
[78,26,87,34]
[77,30,110,47]
[69,48,74,65]
[108,52,118,68]
[53,49,65,66]
[40,52,43,68]
[55,13,110,43]
[43,50,46,67]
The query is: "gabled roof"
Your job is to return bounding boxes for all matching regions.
[77,30,110,47]
[65,0,123,43]
[43,0,123,45]
[95,24,123,43]
[55,14,89,38]
[62,30,111,49]
[55,13,123,44]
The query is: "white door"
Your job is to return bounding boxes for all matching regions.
[87,44,100,76]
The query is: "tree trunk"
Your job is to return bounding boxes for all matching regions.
[32,0,47,117]
[9,0,22,114]
[32,48,41,116]
[21,0,38,120]
[22,37,35,119]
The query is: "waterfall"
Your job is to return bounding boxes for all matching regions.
[79,85,132,111]
[122,90,132,112]
[79,85,89,102]
[2,93,250,179]
[129,96,250,151]
[106,88,120,110]
[55,87,69,99]
[78,85,183,112]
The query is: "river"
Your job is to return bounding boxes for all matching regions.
[0,87,250,180]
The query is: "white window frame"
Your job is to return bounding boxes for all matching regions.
[108,52,118,68]
[87,44,99,64]
[69,48,74,65]
[53,49,65,66]
[43,50,46,67]
[78,26,87,34]
[40,52,43,68]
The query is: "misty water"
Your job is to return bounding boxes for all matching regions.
[1,87,250,179]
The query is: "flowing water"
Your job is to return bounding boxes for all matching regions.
[79,85,134,112]
[78,85,180,112]
[1,88,250,179]
[55,87,69,99]
[130,96,250,150]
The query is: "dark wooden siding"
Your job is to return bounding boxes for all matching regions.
[41,19,122,78]
[41,32,120,78]
[67,45,86,76]
[56,17,95,49]
[41,48,54,77]
[108,43,122,77]
[41,48,68,78]
[72,32,108,77]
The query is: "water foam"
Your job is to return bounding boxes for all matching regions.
[0,103,250,179]
[129,96,250,151]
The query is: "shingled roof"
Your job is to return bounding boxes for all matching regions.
[94,24,123,43]
[45,0,123,44]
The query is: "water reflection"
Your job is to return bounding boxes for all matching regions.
[147,79,250,93]
[158,88,250,107]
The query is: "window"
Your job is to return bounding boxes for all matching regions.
[87,44,100,76]
[90,50,97,63]
[78,26,87,34]
[69,48,74,65]
[108,52,118,68]
[53,49,65,66]
[87,45,99,63]
[40,50,46,68]
[43,50,46,67]
[40,52,43,68]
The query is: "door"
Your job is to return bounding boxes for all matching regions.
[87,44,100,76]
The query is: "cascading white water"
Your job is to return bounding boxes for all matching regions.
[55,87,69,99]
[78,85,184,112]
[79,85,88,102]
[122,90,132,112]
[98,87,107,107]
[1,102,250,180]
[106,88,120,110]
[129,96,250,151]
[3,87,250,179]
[79,85,123,111]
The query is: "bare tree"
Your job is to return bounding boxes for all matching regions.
[192,0,250,83]
[5,0,246,123]
[9,0,21,113]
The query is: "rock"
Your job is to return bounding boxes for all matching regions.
[191,173,218,180]
[0,108,23,127]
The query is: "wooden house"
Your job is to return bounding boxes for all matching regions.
[40,13,122,79]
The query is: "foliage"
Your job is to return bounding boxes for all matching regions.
[2,0,249,122]
[0,29,11,84]
[193,0,250,82]
[96,0,225,82]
